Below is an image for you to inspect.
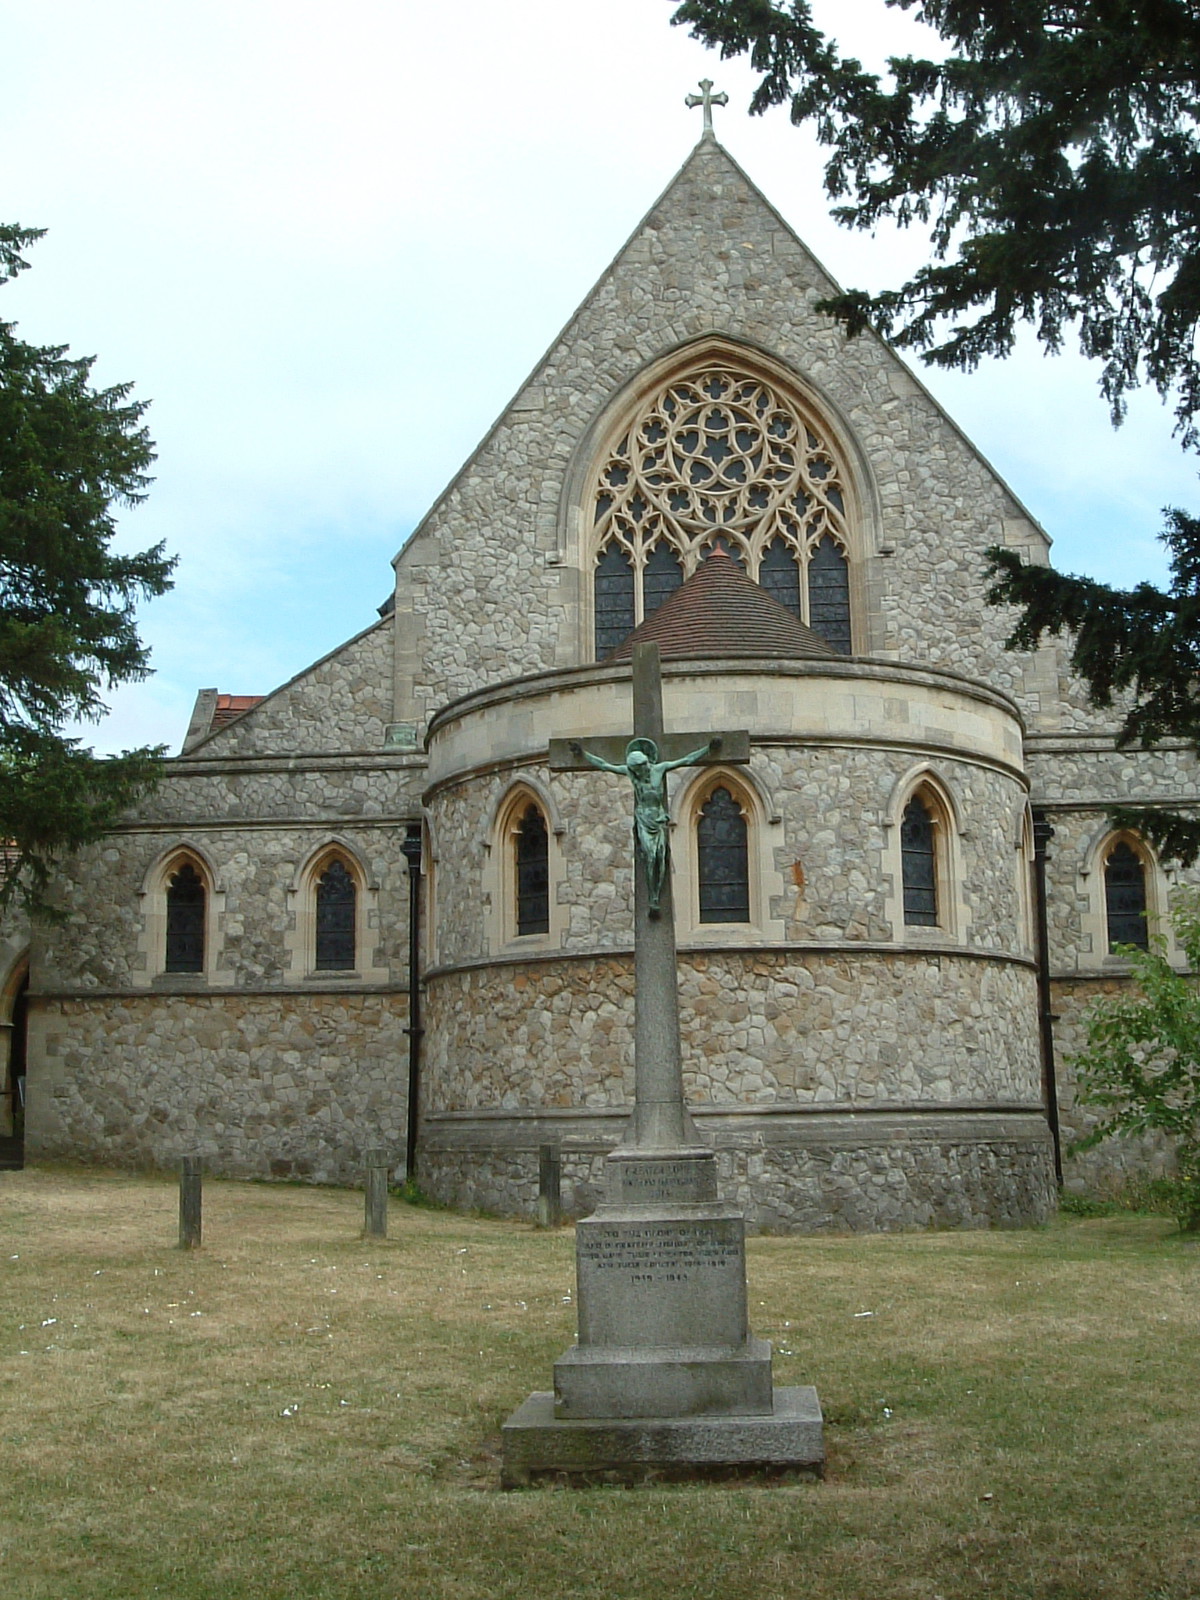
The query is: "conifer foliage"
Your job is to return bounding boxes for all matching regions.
[672,0,1200,440]
[0,226,174,910]
[673,0,1200,858]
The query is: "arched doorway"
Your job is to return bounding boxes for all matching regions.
[1,960,29,1169]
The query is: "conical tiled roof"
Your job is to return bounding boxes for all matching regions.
[605,550,839,662]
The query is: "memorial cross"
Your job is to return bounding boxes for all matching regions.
[550,642,748,1152]
[685,78,729,138]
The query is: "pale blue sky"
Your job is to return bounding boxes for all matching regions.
[2,0,1194,753]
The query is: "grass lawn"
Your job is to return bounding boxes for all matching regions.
[1,1166,1198,1600]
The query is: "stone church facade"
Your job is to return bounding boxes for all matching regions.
[4,131,1192,1225]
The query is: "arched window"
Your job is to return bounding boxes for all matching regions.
[901,795,938,927]
[315,857,357,970]
[697,786,750,922]
[165,862,206,973]
[1104,840,1150,951]
[515,804,550,937]
[590,356,855,658]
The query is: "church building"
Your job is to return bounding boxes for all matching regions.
[3,116,1190,1226]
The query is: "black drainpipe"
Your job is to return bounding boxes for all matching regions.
[400,823,424,1180]
[1032,810,1063,1185]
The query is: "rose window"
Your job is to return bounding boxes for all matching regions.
[592,363,852,657]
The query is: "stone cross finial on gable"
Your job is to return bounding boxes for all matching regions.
[685,78,729,138]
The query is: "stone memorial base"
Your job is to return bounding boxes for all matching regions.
[501,1147,824,1488]
[500,1386,824,1487]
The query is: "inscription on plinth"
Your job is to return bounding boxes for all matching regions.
[606,1153,718,1206]
[575,1211,749,1350]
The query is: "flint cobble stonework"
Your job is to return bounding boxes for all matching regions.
[423,950,1040,1114]
[27,990,411,1183]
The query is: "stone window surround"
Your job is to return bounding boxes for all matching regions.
[135,844,227,988]
[1016,804,1037,959]
[882,768,968,945]
[672,765,787,945]
[485,780,568,956]
[284,839,389,985]
[1078,826,1175,969]
[566,337,872,661]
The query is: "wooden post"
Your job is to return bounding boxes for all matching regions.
[364,1148,390,1238]
[179,1155,202,1250]
[537,1144,561,1229]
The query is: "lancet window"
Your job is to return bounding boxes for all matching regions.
[1104,840,1149,951]
[591,361,852,656]
[697,786,750,923]
[315,857,357,971]
[515,804,550,937]
[165,862,206,973]
[901,796,938,927]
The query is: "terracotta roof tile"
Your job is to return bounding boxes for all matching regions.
[211,693,265,729]
[605,550,838,662]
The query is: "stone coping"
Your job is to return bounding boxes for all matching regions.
[422,940,1038,984]
[425,654,1024,741]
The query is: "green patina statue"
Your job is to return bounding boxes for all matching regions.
[570,736,720,915]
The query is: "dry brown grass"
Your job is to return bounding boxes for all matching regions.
[2,1165,1198,1600]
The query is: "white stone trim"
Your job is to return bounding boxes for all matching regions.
[485,782,567,956]
[283,838,388,985]
[134,843,226,988]
[1077,826,1174,969]
[672,765,786,944]
[882,768,969,944]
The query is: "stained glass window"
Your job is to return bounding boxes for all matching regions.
[315,858,357,971]
[697,786,750,923]
[1105,841,1149,951]
[165,862,205,973]
[516,805,550,936]
[758,536,801,617]
[642,541,684,618]
[592,360,852,654]
[594,542,635,658]
[901,796,938,927]
[808,534,851,653]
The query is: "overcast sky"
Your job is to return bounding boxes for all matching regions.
[4,1,1196,754]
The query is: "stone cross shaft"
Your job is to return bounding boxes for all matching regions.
[685,78,729,137]
[551,643,748,1152]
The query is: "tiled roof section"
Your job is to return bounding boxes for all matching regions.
[605,551,839,662]
[211,694,265,729]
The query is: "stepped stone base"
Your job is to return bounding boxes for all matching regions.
[554,1337,773,1419]
[501,1386,824,1487]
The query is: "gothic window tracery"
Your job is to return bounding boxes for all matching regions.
[592,361,852,655]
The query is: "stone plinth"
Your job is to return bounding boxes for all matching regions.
[501,1387,824,1487]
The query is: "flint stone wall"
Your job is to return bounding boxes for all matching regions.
[391,139,1058,733]
[422,949,1041,1114]
[25,990,410,1183]
[190,617,395,759]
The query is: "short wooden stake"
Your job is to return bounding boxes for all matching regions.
[179,1155,202,1250]
[364,1148,390,1239]
[537,1143,561,1229]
